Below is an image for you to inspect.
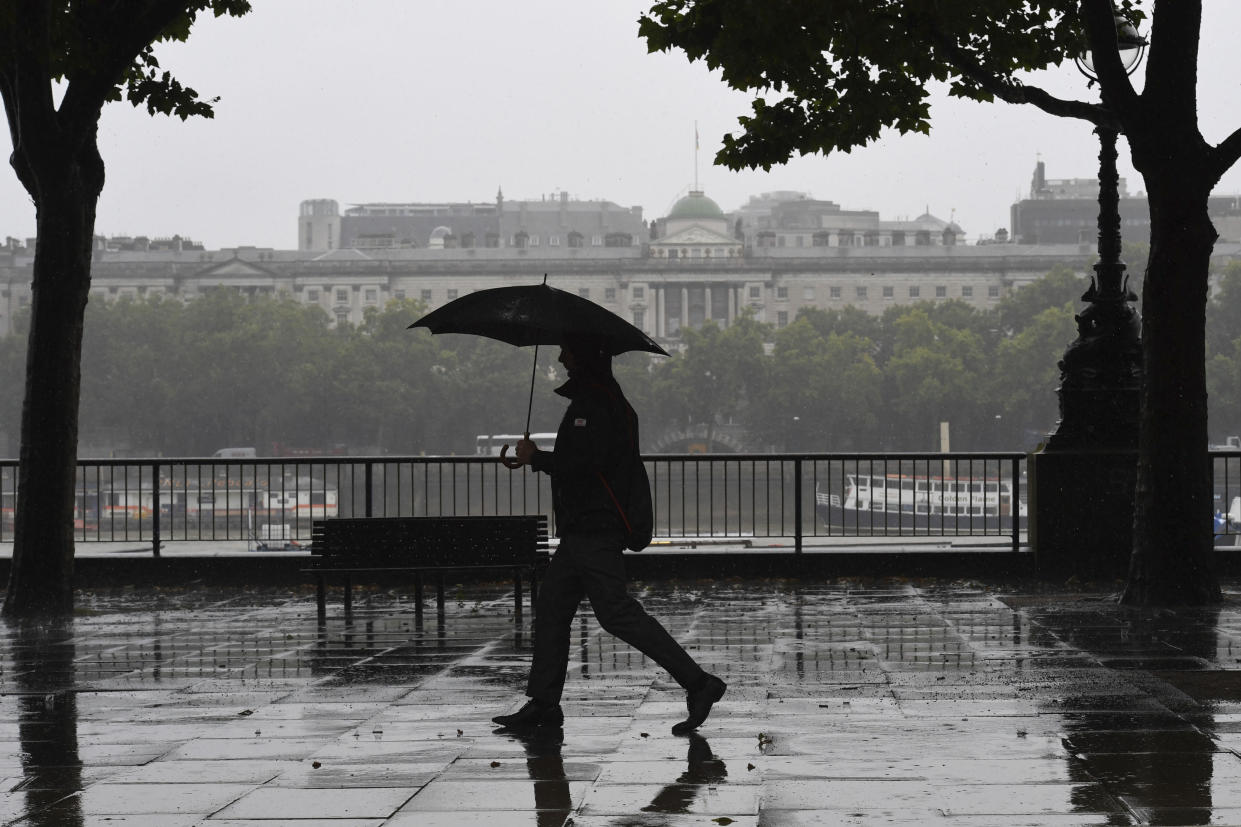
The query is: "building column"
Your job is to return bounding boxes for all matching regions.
[656,286,665,338]
[704,285,712,323]
[681,286,689,331]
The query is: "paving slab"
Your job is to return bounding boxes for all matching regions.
[1,578,1241,825]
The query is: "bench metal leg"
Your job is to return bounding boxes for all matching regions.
[435,574,446,617]
[316,576,327,626]
[513,568,524,622]
[344,574,353,623]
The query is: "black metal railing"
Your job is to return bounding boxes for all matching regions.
[1,452,1031,555]
[3,450,1237,556]
[1215,450,1241,548]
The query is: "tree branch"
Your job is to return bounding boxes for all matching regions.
[1080,0,1140,115]
[928,27,1110,128]
[5,2,60,191]
[57,0,194,136]
[1211,127,1241,184]
[1141,0,1201,120]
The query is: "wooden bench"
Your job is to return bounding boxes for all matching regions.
[306,515,549,624]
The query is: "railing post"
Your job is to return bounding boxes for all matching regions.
[364,461,374,518]
[151,461,161,559]
[794,457,803,554]
[1011,455,1021,554]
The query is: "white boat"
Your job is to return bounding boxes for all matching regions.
[816,471,1025,530]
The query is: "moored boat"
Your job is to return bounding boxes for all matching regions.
[816,471,1026,531]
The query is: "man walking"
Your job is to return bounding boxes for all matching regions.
[493,334,726,735]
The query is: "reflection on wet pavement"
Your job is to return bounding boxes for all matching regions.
[0,579,1239,824]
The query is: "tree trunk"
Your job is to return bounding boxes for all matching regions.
[1122,172,1221,605]
[2,150,100,617]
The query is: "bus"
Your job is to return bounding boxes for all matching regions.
[475,433,557,457]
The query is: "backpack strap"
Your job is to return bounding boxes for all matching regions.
[586,379,638,533]
[597,471,633,535]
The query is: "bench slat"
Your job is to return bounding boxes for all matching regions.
[309,515,548,570]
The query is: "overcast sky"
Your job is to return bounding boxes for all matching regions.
[4,1,1241,248]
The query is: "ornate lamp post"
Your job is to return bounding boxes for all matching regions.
[1033,12,1147,580]
[1045,15,1147,450]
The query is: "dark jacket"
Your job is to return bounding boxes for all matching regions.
[529,374,638,537]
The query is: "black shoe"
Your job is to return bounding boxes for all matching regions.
[672,674,726,735]
[492,698,564,729]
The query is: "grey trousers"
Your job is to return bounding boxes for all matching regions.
[525,532,705,704]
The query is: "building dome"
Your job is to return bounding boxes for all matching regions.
[668,190,724,221]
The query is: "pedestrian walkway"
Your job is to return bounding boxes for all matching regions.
[1,577,1240,825]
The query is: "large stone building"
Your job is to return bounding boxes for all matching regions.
[1011,160,1241,244]
[300,191,647,253]
[5,186,1240,341]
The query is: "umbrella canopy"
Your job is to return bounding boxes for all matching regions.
[408,282,669,357]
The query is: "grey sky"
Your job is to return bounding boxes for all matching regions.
[3,1,1241,249]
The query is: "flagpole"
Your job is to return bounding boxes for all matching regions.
[694,120,699,191]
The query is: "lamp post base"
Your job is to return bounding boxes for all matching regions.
[1031,447,1137,581]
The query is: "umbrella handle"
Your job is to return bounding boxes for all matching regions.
[499,443,523,470]
[500,431,530,470]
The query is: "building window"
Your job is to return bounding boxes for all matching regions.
[592,235,603,246]
[813,231,832,247]
[634,309,645,330]
[802,286,815,300]
[909,286,920,298]
[364,288,378,303]
[549,235,560,247]
[891,231,905,246]
[749,286,761,299]
[829,286,842,299]
[529,234,540,247]
[447,289,458,300]
[777,311,789,328]
[961,285,973,298]
[935,285,947,298]
[882,285,894,298]
[989,285,1001,298]
[514,231,529,248]
[856,286,867,299]
[633,286,645,300]
[393,289,405,301]
[579,288,590,298]
[335,288,349,304]
[776,286,788,300]
[916,230,932,246]
[604,288,616,301]
[568,231,583,248]
[421,289,432,301]
[307,289,320,303]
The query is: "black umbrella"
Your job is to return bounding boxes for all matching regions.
[409,280,669,466]
[409,282,668,357]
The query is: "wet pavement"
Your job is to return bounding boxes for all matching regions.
[2,578,1241,826]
